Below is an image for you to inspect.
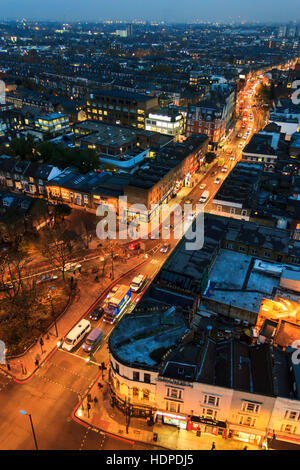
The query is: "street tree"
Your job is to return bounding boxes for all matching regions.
[40,225,76,281]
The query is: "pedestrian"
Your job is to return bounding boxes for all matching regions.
[211,442,216,450]
[243,446,248,451]
[35,359,39,367]
[7,362,10,371]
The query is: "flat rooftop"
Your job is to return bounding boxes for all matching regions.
[109,306,188,370]
[205,249,280,313]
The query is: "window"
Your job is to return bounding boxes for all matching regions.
[281,424,297,434]
[264,252,270,258]
[167,388,182,400]
[251,249,257,255]
[227,243,234,249]
[284,410,299,421]
[239,246,246,252]
[241,402,261,414]
[143,389,150,401]
[166,401,181,413]
[202,408,217,420]
[133,371,140,381]
[241,209,248,216]
[204,395,220,407]
[239,415,256,426]
[144,373,151,384]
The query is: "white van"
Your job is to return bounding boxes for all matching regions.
[62,319,91,352]
[130,274,147,292]
[199,190,210,204]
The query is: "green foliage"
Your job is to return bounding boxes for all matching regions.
[4,137,99,173]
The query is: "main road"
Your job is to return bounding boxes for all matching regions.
[0,77,265,450]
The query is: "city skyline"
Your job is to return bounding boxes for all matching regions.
[0,0,300,23]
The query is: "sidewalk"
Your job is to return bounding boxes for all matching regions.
[1,253,149,381]
[75,377,261,451]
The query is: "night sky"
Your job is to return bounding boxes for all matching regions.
[1,0,299,23]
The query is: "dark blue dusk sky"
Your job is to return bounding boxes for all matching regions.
[1,0,299,23]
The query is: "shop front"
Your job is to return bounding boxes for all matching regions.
[227,424,264,447]
[155,411,188,430]
[187,416,227,437]
[174,179,183,194]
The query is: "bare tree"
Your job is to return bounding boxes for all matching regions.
[0,249,30,301]
[40,225,76,281]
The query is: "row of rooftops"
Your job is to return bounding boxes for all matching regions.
[91,88,157,103]
[156,214,300,296]
[0,154,59,181]
[0,190,33,213]
[109,304,300,399]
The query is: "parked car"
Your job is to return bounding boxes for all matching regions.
[160,244,170,253]
[185,199,192,204]
[199,183,206,190]
[64,262,82,272]
[238,143,243,148]
[221,166,228,173]
[214,177,221,184]
[89,307,104,321]
[128,241,141,251]
[36,273,58,284]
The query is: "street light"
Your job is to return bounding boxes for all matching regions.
[19,410,38,450]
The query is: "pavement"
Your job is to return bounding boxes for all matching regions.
[75,376,261,451]
[0,252,150,382]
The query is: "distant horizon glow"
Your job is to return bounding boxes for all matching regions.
[0,0,299,24]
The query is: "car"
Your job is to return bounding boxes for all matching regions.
[185,199,192,204]
[187,212,195,220]
[106,284,120,299]
[36,273,58,284]
[199,183,206,190]
[238,143,243,148]
[89,307,104,321]
[135,288,146,303]
[230,156,235,161]
[243,135,247,140]
[221,166,228,173]
[214,177,221,184]
[128,241,141,251]
[160,244,170,253]
[64,262,82,272]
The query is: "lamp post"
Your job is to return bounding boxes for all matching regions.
[48,287,58,337]
[19,410,38,450]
